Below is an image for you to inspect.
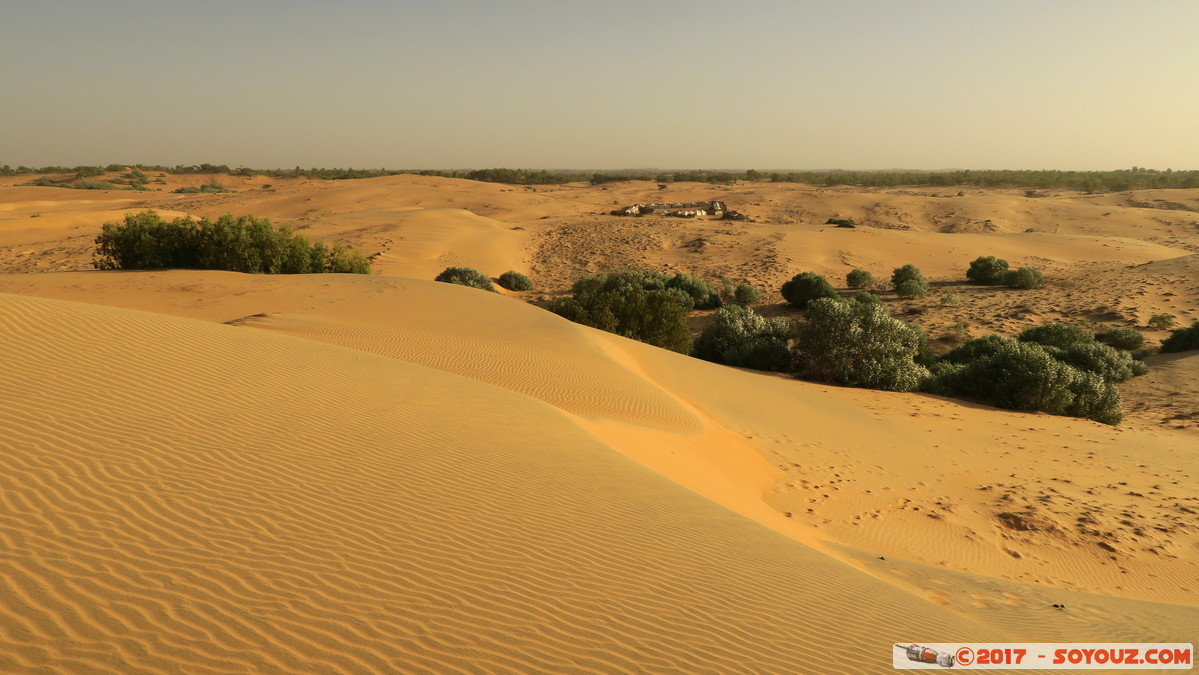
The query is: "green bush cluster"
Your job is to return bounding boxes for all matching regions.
[693,305,795,371]
[1148,313,1176,330]
[793,298,930,392]
[929,325,1141,425]
[1004,267,1044,289]
[781,272,838,308]
[966,256,1009,285]
[846,269,873,290]
[547,270,701,353]
[497,270,533,291]
[93,211,371,274]
[173,182,233,194]
[892,264,929,298]
[1018,323,1093,348]
[571,270,721,311]
[733,283,762,305]
[1097,327,1144,351]
[435,267,497,292]
[1160,321,1199,353]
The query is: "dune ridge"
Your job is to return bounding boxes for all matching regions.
[2,292,1027,673]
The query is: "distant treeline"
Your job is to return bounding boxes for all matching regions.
[5,163,1198,192]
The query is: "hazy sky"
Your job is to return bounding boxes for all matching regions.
[2,0,1197,170]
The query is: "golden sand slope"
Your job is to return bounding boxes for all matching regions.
[1,274,1196,673]
[1,291,1019,673]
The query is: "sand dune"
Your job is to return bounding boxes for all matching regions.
[1,173,1197,671]
[1,291,1022,673]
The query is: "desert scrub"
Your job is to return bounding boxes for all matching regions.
[1003,267,1043,289]
[1018,323,1094,349]
[93,210,371,274]
[846,268,873,290]
[173,182,233,194]
[1159,320,1199,353]
[497,270,533,291]
[548,270,695,353]
[692,305,795,371]
[570,270,721,311]
[732,283,763,305]
[435,267,497,292]
[929,335,1127,425]
[965,256,1009,285]
[891,264,929,298]
[781,272,838,309]
[793,297,929,392]
[1148,313,1176,330]
[1097,327,1144,351]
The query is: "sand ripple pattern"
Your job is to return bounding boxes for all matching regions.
[243,312,705,434]
[0,293,1001,673]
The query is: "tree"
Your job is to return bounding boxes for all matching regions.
[846,269,873,290]
[891,264,929,297]
[966,256,1009,285]
[693,305,794,371]
[781,272,838,309]
[793,298,929,391]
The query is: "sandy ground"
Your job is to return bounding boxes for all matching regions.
[0,172,1196,672]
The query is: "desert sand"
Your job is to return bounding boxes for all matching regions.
[0,171,1196,672]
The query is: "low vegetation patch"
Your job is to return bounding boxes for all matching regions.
[966,256,1009,285]
[435,267,497,292]
[693,305,794,371]
[93,211,371,274]
[793,298,930,392]
[846,268,873,290]
[173,182,233,194]
[1160,320,1199,353]
[781,272,838,309]
[497,270,533,291]
[546,270,712,353]
[1004,267,1044,289]
[891,264,929,298]
[733,283,762,305]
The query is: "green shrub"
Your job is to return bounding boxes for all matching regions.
[1004,267,1043,289]
[966,256,1009,285]
[793,298,930,392]
[1018,323,1094,349]
[853,291,881,305]
[943,335,1012,364]
[173,182,233,194]
[1160,320,1199,353]
[1049,342,1138,383]
[846,268,873,289]
[93,210,370,274]
[1148,313,1176,330]
[891,264,929,296]
[693,305,795,371]
[895,278,927,299]
[781,272,838,309]
[666,273,722,309]
[497,270,533,291]
[733,283,762,305]
[435,267,496,292]
[1066,371,1124,425]
[929,335,1126,425]
[547,285,692,353]
[928,338,1076,414]
[1097,327,1144,351]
